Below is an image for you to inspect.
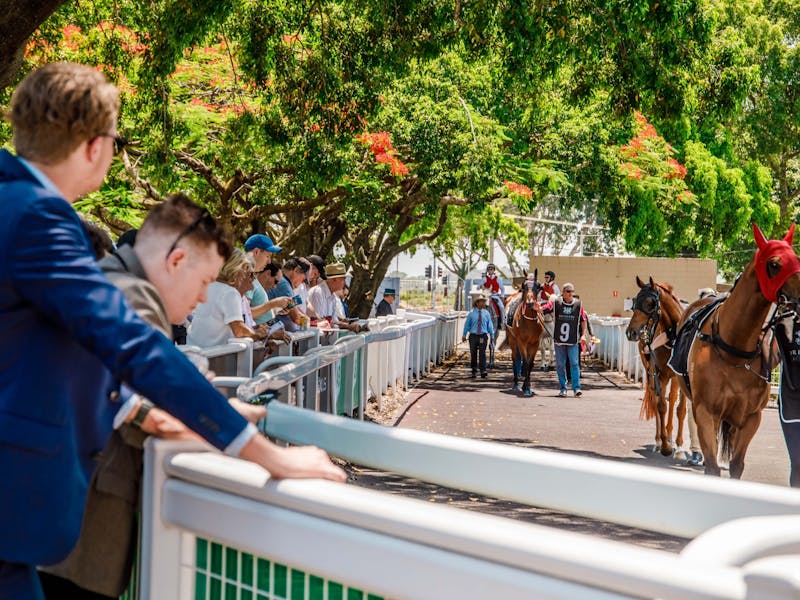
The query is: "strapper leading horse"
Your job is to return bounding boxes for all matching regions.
[505,272,544,397]
[673,223,800,478]
[625,277,686,457]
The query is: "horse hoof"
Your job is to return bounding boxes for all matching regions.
[660,447,673,457]
[523,390,532,397]
[513,383,522,392]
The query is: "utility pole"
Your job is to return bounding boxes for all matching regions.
[430,255,436,310]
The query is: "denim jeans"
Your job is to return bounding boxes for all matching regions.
[554,343,581,392]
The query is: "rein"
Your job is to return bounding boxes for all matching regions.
[635,285,679,397]
[697,301,793,382]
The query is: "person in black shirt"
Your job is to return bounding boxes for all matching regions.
[376,288,396,316]
[774,314,800,487]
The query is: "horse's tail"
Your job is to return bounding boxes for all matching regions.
[719,420,733,464]
[639,385,657,421]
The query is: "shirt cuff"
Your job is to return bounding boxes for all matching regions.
[113,394,142,429]
[225,423,258,456]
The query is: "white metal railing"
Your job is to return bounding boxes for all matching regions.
[237,311,463,416]
[132,313,800,600]
[139,404,800,600]
[181,310,465,417]
[589,316,644,384]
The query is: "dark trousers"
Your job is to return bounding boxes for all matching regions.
[469,333,488,374]
[0,561,44,600]
[780,414,800,487]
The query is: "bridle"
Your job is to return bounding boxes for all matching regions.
[520,280,541,322]
[632,284,678,398]
[632,285,662,346]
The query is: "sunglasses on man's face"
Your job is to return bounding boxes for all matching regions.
[165,209,216,259]
[96,133,129,156]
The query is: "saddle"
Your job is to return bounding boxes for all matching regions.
[507,296,521,328]
[668,295,726,383]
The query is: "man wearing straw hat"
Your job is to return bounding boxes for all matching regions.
[308,262,363,332]
[462,291,495,379]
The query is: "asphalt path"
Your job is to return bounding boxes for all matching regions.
[397,344,791,486]
[349,341,793,552]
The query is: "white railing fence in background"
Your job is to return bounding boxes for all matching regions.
[589,316,644,384]
[181,310,466,418]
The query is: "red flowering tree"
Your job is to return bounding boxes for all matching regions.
[608,111,696,254]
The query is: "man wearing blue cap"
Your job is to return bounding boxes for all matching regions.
[244,233,283,324]
[375,288,396,316]
[244,233,282,271]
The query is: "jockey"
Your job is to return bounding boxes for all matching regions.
[537,270,559,370]
[481,263,506,329]
[538,270,560,303]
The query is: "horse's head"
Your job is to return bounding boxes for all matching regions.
[626,275,660,342]
[754,223,800,304]
[522,278,541,306]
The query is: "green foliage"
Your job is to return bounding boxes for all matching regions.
[8,0,799,298]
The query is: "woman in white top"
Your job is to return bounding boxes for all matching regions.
[188,249,269,346]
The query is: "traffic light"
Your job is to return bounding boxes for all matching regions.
[441,276,447,285]
[424,265,432,278]
[437,266,443,277]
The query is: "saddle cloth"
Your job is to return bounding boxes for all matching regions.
[668,295,726,379]
[507,297,521,328]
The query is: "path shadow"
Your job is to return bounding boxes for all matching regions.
[348,464,689,553]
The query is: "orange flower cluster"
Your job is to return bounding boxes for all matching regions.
[620,163,644,180]
[619,111,688,182]
[357,131,410,177]
[503,180,533,198]
[96,21,147,55]
[665,157,687,179]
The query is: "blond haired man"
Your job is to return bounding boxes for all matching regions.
[0,64,344,600]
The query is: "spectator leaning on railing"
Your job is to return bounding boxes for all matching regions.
[40,194,269,598]
[188,249,291,347]
[244,233,283,323]
[308,263,363,332]
[0,62,345,600]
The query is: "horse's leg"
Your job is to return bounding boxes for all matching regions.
[694,402,721,476]
[656,380,672,456]
[513,347,523,391]
[665,376,676,446]
[522,355,533,397]
[675,384,686,451]
[729,413,762,479]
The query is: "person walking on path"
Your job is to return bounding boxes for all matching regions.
[462,292,495,378]
[773,313,800,487]
[541,282,588,397]
[0,62,345,600]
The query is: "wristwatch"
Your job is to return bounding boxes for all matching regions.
[131,399,154,429]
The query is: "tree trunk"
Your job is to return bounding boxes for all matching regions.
[0,0,66,89]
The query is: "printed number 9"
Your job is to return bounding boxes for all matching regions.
[559,322,570,342]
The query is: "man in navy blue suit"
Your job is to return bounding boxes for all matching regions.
[0,62,345,600]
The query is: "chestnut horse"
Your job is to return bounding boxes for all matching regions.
[676,224,800,477]
[625,277,686,456]
[505,274,544,397]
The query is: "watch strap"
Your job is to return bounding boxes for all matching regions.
[131,399,154,429]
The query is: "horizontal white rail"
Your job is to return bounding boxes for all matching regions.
[259,402,800,539]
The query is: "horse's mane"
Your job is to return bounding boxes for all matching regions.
[652,281,682,307]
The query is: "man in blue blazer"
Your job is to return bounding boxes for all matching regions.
[0,63,345,600]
